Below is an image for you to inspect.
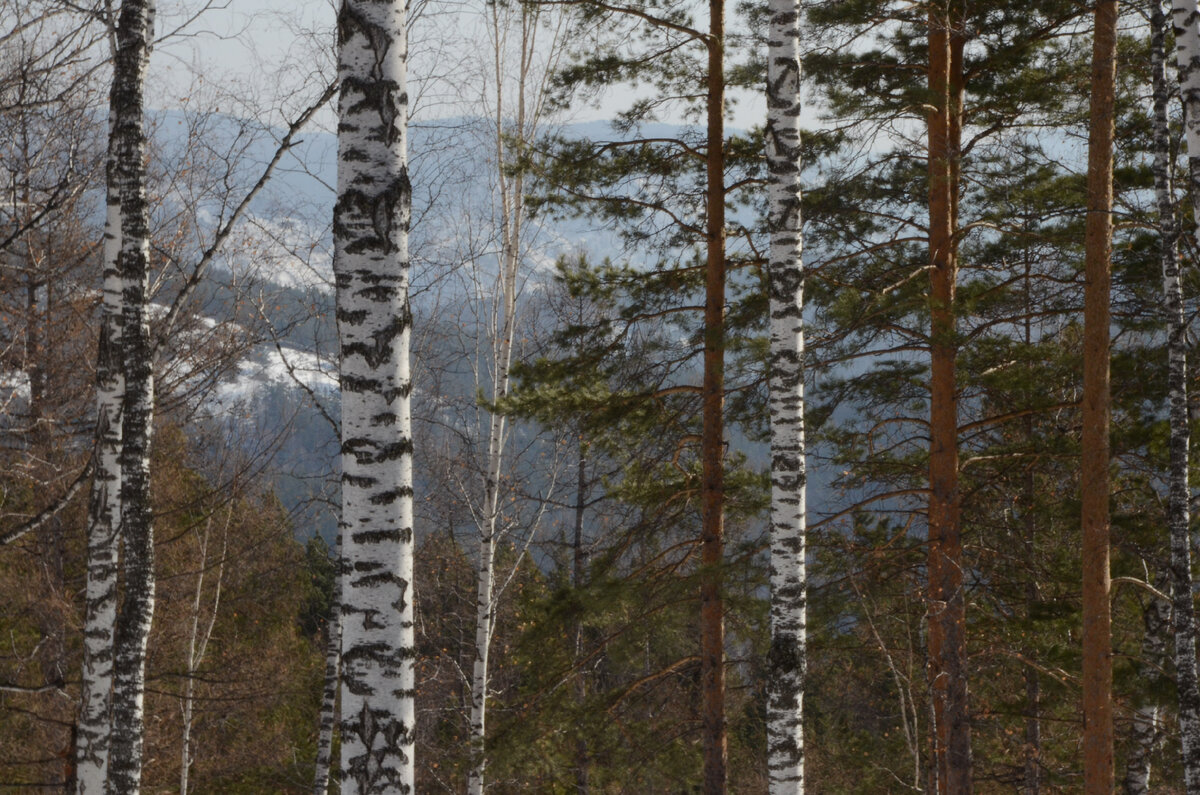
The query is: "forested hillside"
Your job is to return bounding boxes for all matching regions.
[2,0,1200,792]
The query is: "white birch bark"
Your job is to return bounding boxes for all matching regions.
[1167,1,1200,789]
[765,1,806,792]
[179,511,228,795]
[75,114,123,795]
[106,0,157,790]
[1124,572,1170,795]
[334,0,415,790]
[314,537,344,795]
[465,7,565,790]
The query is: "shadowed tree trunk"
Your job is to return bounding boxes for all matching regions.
[701,0,728,791]
[1081,0,1117,790]
[1166,1,1200,786]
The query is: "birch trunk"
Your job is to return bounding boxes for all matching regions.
[465,100,520,795]
[1166,0,1200,787]
[926,2,971,790]
[313,537,343,795]
[75,114,123,795]
[334,0,415,790]
[1123,572,1170,794]
[764,1,806,792]
[1081,0,1118,790]
[466,6,561,788]
[701,1,728,791]
[180,512,228,795]
[106,0,157,790]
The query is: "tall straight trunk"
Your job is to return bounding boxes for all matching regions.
[1022,263,1041,795]
[701,0,728,791]
[1123,572,1170,795]
[466,9,535,788]
[1081,0,1117,791]
[180,513,227,795]
[106,0,157,790]
[926,2,971,791]
[334,0,415,790]
[573,442,590,794]
[314,537,343,795]
[1167,0,1200,787]
[764,1,806,792]
[75,115,124,795]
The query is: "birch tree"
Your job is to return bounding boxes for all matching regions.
[105,0,157,790]
[463,4,568,791]
[333,0,415,790]
[313,536,343,795]
[764,0,806,792]
[1167,1,1200,786]
[76,18,124,790]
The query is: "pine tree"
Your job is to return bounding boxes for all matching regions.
[1081,0,1117,789]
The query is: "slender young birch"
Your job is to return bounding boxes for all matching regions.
[313,538,344,795]
[75,113,123,795]
[1081,0,1118,790]
[180,511,229,795]
[1124,572,1170,794]
[334,0,415,790]
[465,5,565,791]
[1166,0,1200,786]
[764,0,806,792]
[105,0,157,790]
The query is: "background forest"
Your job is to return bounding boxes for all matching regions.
[0,0,1196,792]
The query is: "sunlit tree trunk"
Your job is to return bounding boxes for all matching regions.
[75,112,123,795]
[926,1,971,790]
[1167,1,1200,788]
[1081,0,1117,791]
[334,0,415,790]
[105,0,157,790]
[764,1,806,792]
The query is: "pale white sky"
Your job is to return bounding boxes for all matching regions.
[146,0,775,133]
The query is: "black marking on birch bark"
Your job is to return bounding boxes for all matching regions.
[351,527,412,544]
[1164,2,1200,789]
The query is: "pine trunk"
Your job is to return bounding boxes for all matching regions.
[1167,1,1200,788]
[926,2,971,791]
[334,0,415,790]
[701,0,728,791]
[1081,0,1117,791]
[764,1,806,792]
[75,115,124,795]
[106,0,157,790]
[314,537,343,795]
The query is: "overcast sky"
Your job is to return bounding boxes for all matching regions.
[146,0,774,133]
